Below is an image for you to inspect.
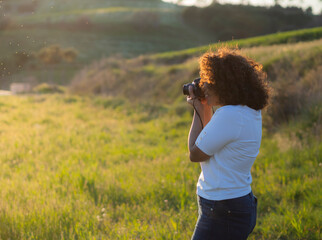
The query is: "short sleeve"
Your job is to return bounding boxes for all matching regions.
[195,107,243,156]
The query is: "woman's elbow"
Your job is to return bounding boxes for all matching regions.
[189,152,199,162]
[189,149,211,162]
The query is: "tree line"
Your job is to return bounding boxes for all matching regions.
[182,3,322,41]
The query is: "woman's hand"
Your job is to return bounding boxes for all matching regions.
[187,86,211,112]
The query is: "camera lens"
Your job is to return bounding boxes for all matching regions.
[183,83,192,95]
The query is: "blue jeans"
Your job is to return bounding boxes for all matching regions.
[191,192,257,240]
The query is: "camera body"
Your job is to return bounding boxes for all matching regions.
[182,78,205,99]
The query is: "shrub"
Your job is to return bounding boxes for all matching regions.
[37,45,78,65]
[61,48,78,63]
[38,45,63,65]
[33,83,65,94]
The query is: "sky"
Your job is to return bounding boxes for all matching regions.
[162,0,322,14]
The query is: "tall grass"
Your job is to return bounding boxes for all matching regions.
[0,95,320,239]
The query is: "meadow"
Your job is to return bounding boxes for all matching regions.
[0,93,320,239]
[0,5,321,238]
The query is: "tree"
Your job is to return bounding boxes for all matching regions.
[62,48,78,63]
[38,45,63,65]
[37,45,78,65]
[305,7,313,15]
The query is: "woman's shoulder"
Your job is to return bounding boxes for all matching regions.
[211,105,244,125]
[212,105,261,126]
[216,105,260,116]
[215,105,243,116]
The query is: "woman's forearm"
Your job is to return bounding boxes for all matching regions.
[188,111,203,151]
[188,108,212,151]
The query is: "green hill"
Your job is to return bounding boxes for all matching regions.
[0,0,214,88]
[70,28,322,108]
[151,26,322,63]
[0,0,188,59]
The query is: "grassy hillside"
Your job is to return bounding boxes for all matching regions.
[0,0,214,88]
[0,94,320,239]
[0,0,190,56]
[151,26,322,63]
[70,30,322,116]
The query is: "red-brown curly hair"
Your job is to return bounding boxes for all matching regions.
[199,47,270,110]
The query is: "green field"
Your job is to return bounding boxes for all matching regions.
[0,94,320,239]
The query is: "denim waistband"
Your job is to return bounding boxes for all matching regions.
[199,191,253,204]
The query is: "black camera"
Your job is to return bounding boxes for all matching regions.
[182,78,205,99]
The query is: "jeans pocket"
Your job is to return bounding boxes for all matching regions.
[199,197,216,218]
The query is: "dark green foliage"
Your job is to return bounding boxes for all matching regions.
[182,3,321,41]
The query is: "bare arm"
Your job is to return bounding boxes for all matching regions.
[187,88,213,162]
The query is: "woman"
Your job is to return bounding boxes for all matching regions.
[187,47,270,240]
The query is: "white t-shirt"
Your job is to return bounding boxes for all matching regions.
[195,105,262,201]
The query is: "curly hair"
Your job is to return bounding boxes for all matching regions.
[199,47,270,110]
